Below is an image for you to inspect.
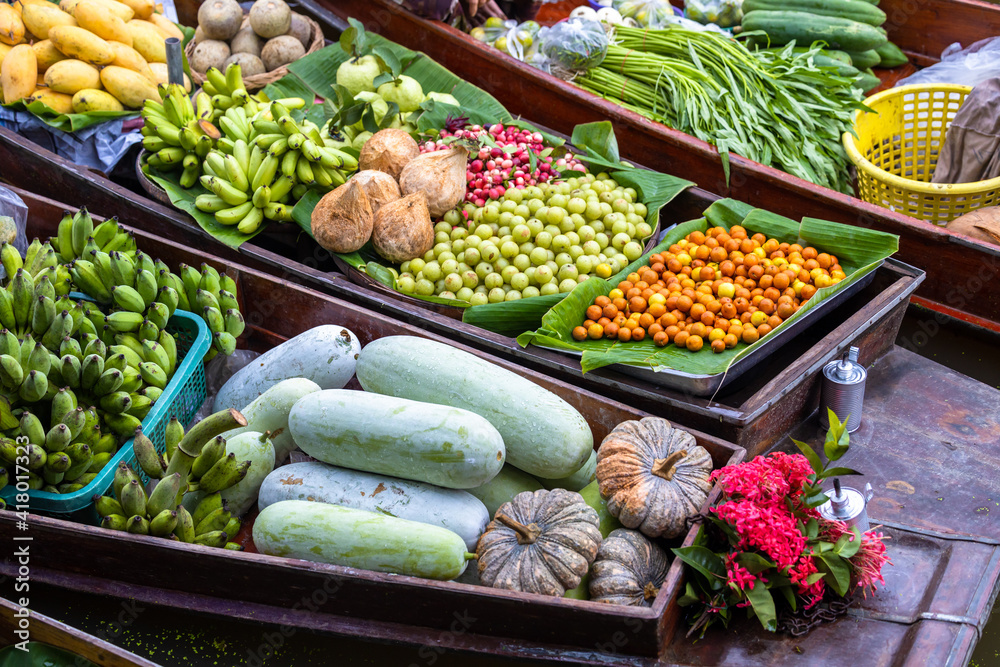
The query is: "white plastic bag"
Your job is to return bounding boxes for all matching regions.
[897,37,1000,88]
[0,185,30,268]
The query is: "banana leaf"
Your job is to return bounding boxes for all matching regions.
[0,642,97,666]
[517,200,899,375]
[141,161,268,248]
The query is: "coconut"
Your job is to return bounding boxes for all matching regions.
[311,180,374,254]
[191,40,231,74]
[224,53,266,77]
[261,34,304,71]
[249,0,292,39]
[372,192,434,263]
[350,170,401,215]
[230,26,263,57]
[286,12,311,49]
[398,146,468,218]
[358,128,420,181]
[198,0,243,41]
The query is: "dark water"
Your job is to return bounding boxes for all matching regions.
[13,304,1000,666]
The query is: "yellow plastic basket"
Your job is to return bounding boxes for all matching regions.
[843,83,1000,225]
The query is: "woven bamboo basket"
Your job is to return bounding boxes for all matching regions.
[185,14,324,92]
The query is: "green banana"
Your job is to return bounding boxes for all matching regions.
[50,387,77,424]
[19,370,48,403]
[138,361,167,389]
[104,352,128,373]
[93,368,124,396]
[45,451,71,473]
[63,443,92,480]
[95,494,124,518]
[80,353,104,390]
[24,443,46,470]
[0,354,23,391]
[111,285,146,313]
[193,530,228,548]
[165,417,183,461]
[11,269,35,329]
[126,515,150,535]
[87,452,112,473]
[191,435,226,479]
[198,453,250,494]
[147,471,182,517]
[120,478,147,517]
[62,407,86,440]
[103,412,142,438]
[133,428,165,480]
[174,505,196,543]
[195,506,231,535]
[0,243,22,278]
[146,301,169,331]
[56,213,76,262]
[71,208,94,257]
[213,332,237,356]
[127,394,153,420]
[138,319,159,344]
[44,424,72,452]
[107,311,144,333]
[101,514,129,531]
[93,433,118,455]
[149,509,179,537]
[58,354,82,388]
[136,270,158,308]
[99,391,132,414]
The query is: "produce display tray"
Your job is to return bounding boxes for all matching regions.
[535,263,882,397]
[10,186,746,660]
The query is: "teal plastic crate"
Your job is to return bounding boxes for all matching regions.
[0,299,211,522]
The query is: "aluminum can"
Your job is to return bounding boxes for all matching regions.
[820,346,866,432]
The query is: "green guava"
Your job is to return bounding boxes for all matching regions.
[351,91,390,131]
[336,55,381,97]
[352,130,374,151]
[376,74,424,113]
[425,91,461,107]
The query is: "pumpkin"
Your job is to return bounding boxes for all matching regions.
[589,528,671,607]
[477,488,602,597]
[596,417,713,539]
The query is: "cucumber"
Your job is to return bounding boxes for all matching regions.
[874,40,908,67]
[855,67,881,93]
[219,431,275,516]
[742,11,888,51]
[763,46,853,63]
[288,389,505,489]
[539,450,596,492]
[253,500,473,580]
[258,462,490,550]
[212,325,360,413]
[743,0,885,25]
[467,465,543,516]
[356,336,593,479]
[845,49,881,69]
[815,56,861,78]
[220,378,322,465]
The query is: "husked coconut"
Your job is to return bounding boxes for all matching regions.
[398,146,468,217]
[947,207,1000,246]
[358,128,420,181]
[261,34,304,71]
[349,170,400,215]
[249,0,291,38]
[224,52,265,77]
[286,12,311,49]
[311,180,374,253]
[230,25,263,57]
[198,0,243,41]
[191,40,231,74]
[372,192,434,263]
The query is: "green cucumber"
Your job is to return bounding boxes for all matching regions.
[845,49,881,69]
[220,378,322,465]
[253,500,473,580]
[288,389,505,489]
[742,10,888,51]
[743,0,886,25]
[855,68,881,93]
[467,465,543,516]
[763,46,853,63]
[355,336,594,479]
[539,450,596,492]
[874,41,908,67]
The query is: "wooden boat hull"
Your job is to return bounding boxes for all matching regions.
[0,133,923,454]
[8,185,745,659]
[302,0,1000,331]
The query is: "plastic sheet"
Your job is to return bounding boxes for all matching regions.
[684,0,742,27]
[0,109,142,174]
[0,185,29,279]
[539,17,609,72]
[897,37,1000,88]
[612,0,676,27]
[196,349,262,422]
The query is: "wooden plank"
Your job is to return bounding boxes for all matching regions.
[878,0,1000,60]
[0,597,158,667]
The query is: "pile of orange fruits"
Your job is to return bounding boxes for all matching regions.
[571,225,847,353]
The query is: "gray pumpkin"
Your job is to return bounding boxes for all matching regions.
[589,528,671,606]
[477,488,601,596]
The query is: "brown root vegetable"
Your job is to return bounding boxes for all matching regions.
[260,34,303,71]
[349,170,400,215]
[286,12,311,49]
[249,0,291,38]
[311,180,373,254]
[358,128,420,181]
[197,0,243,41]
[223,52,265,77]
[947,207,1000,246]
[190,39,230,74]
[229,25,263,57]
[372,192,434,263]
[399,146,468,218]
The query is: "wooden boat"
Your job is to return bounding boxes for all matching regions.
[6,185,746,660]
[291,0,1000,332]
[0,138,923,453]
[6,187,1000,665]
[0,596,157,666]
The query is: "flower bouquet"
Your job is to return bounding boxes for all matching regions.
[674,410,891,636]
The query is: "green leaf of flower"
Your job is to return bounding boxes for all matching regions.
[745,579,778,631]
[836,526,863,559]
[793,438,824,475]
[818,554,851,597]
[672,546,727,590]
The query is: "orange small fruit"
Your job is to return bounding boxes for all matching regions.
[631,327,646,342]
[674,330,690,347]
[572,326,588,341]
[653,331,669,347]
[686,334,704,352]
[588,324,604,339]
[711,339,726,353]
[605,322,620,339]
[586,305,603,320]
[617,327,632,342]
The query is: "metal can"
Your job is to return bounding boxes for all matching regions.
[817,479,874,533]
[819,346,866,432]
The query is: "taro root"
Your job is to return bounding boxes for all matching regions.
[596,417,713,539]
[311,180,373,254]
[349,170,401,216]
[358,128,420,181]
[399,146,468,218]
[372,192,433,263]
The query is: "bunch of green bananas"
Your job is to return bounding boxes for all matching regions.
[0,239,70,296]
[194,99,359,234]
[47,209,137,266]
[200,62,256,124]
[0,402,117,494]
[141,84,220,189]
[177,262,243,358]
[96,409,249,549]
